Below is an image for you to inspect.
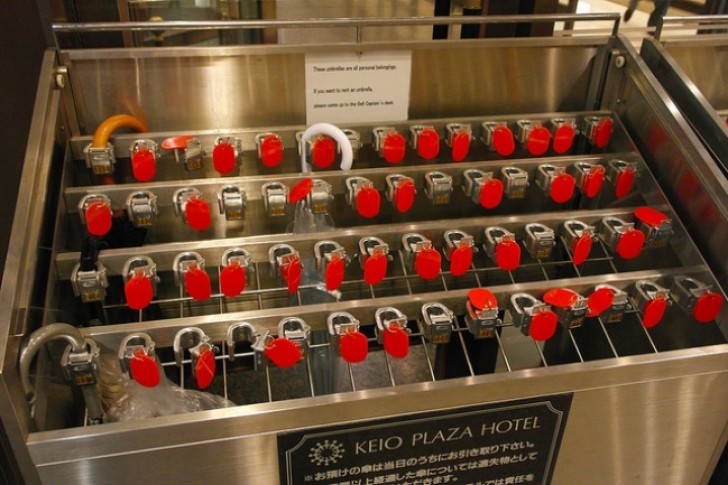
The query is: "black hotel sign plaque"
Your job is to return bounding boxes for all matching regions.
[278,394,572,485]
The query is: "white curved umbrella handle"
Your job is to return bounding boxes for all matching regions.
[300,122,353,173]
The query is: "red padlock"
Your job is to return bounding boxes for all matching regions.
[258,133,284,168]
[311,135,336,169]
[553,123,575,154]
[195,347,216,389]
[129,349,160,388]
[212,138,238,174]
[131,147,156,182]
[264,337,302,368]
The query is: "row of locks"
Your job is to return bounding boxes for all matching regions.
[82,115,616,181]
[103,277,724,393]
[70,206,675,308]
[75,158,639,237]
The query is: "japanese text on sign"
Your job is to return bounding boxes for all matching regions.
[305,51,412,124]
[278,395,572,485]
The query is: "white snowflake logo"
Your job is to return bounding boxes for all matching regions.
[308,439,345,466]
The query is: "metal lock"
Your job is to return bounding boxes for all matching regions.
[226,321,263,369]
[278,317,311,358]
[524,223,556,260]
[515,119,540,143]
[71,262,109,303]
[217,186,247,221]
[61,338,103,424]
[582,116,613,147]
[122,255,159,293]
[563,220,596,249]
[596,284,631,323]
[173,252,206,287]
[343,129,361,158]
[483,226,516,260]
[214,136,241,162]
[222,247,252,273]
[671,276,714,314]
[372,127,395,152]
[480,121,509,149]
[509,293,553,337]
[545,288,588,329]
[385,174,416,207]
[550,118,578,153]
[462,169,496,204]
[634,208,673,249]
[173,327,217,378]
[83,142,116,175]
[599,216,636,253]
[465,293,501,339]
[443,229,475,259]
[633,280,671,320]
[314,240,347,285]
[78,194,112,227]
[178,138,205,171]
[499,167,529,199]
[424,171,453,205]
[573,162,603,193]
[551,118,577,132]
[327,312,362,355]
[607,159,638,183]
[446,123,472,146]
[306,179,333,215]
[261,182,289,217]
[269,243,300,277]
[118,333,157,381]
[173,187,204,218]
[130,139,159,170]
[374,307,409,345]
[359,236,390,265]
[535,164,567,196]
[401,232,433,267]
[346,176,376,208]
[409,125,440,157]
[372,126,406,161]
[126,190,158,227]
[61,338,100,387]
[420,303,455,344]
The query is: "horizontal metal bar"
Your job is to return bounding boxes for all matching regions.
[54,205,664,278]
[53,13,621,34]
[78,266,710,348]
[656,15,728,40]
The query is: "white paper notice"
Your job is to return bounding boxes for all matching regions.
[305,51,412,125]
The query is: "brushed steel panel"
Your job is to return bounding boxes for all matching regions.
[663,44,728,111]
[27,349,728,484]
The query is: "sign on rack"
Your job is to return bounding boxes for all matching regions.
[304,51,412,124]
[278,394,573,485]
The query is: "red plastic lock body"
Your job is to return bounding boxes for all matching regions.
[260,134,284,168]
[642,296,668,328]
[615,167,636,199]
[553,124,575,154]
[325,255,345,291]
[194,347,216,389]
[417,128,440,160]
[185,197,211,231]
[265,337,302,368]
[129,349,160,388]
[131,148,156,182]
[383,326,409,359]
[593,117,613,149]
[450,244,473,277]
[220,262,246,298]
[550,173,576,204]
[185,267,212,301]
[125,272,154,310]
[451,130,471,162]
[282,257,302,294]
[356,186,381,218]
[469,288,498,311]
[693,291,724,323]
[212,142,237,174]
[415,248,442,280]
[529,311,558,341]
[85,201,113,237]
[493,126,516,156]
[616,229,645,259]
[495,240,521,271]
[571,233,593,266]
[339,330,368,364]
[311,136,336,169]
[382,132,406,164]
[480,178,504,209]
[363,252,388,286]
[583,166,606,198]
[395,178,416,213]
[526,125,551,156]
[587,287,615,317]
[289,178,314,204]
